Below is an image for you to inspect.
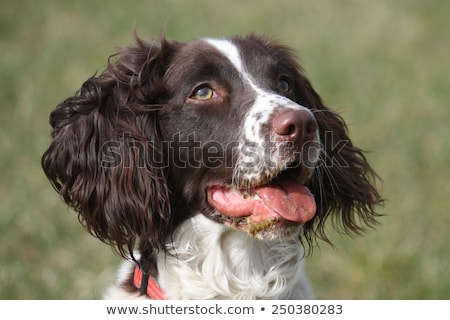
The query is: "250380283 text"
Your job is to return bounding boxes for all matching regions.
[271,304,343,315]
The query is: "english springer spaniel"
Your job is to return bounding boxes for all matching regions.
[42,33,383,299]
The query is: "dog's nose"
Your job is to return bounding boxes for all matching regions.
[271,109,318,145]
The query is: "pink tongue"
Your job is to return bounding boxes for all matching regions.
[208,176,316,223]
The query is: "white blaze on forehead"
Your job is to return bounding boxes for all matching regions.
[204,38,266,95]
[204,39,244,73]
[204,38,313,136]
[203,38,319,183]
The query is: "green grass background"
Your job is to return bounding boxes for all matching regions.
[1,0,449,299]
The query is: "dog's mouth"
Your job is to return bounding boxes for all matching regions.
[207,168,316,231]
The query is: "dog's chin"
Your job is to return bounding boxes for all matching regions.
[206,166,316,235]
[209,213,304,241]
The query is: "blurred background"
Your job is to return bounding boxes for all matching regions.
[1,0,449,299]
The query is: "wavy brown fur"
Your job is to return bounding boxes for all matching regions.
[42,33,383,260]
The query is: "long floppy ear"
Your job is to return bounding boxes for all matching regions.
[297,77,384,246]
[41,35,178,258]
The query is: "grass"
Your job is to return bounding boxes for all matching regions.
[1,0,449,299]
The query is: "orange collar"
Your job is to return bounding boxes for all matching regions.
[133,264,166,300]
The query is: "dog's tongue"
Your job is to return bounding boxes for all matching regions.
[208,176,316,223]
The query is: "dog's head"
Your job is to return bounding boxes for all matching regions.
[42,34,383,257]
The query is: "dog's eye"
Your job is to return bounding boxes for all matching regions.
[192,86,214,100]
[277,79,290,93]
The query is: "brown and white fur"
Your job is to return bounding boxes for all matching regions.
[42,33,382,299]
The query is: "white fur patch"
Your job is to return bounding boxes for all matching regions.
[157,215,313,299]
[104,215,313,299]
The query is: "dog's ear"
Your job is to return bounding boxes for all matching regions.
[42,35,179,257]
[296,77,384,246]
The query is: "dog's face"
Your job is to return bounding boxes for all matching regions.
[42,34,382,256]
[157,37,321,240]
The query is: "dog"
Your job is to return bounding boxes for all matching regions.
[42,33,383,299]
